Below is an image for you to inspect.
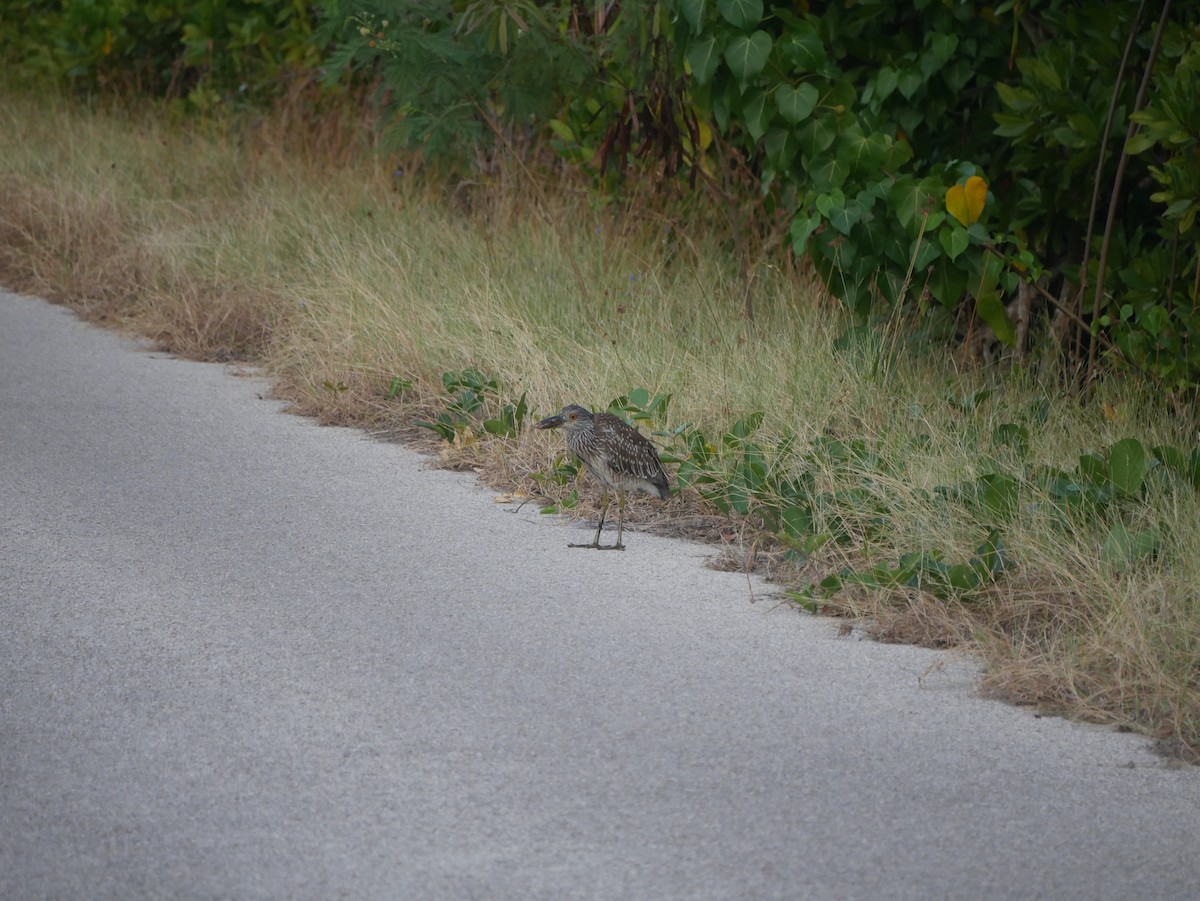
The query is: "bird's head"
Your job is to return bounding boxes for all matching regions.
[535,404,593,433]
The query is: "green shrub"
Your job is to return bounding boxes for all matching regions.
[0,0,323,106]
[320,0,1200,390]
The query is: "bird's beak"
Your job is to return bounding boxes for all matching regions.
[535,414,564,430]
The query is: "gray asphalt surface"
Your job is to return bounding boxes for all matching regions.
[2,289,1198,900]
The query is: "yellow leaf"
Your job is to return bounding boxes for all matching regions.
[696,118,713,152]
[946,175,988,226]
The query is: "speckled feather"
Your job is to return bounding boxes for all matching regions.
[541,405,670,499]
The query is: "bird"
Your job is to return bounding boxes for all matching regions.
[535,404,671,550]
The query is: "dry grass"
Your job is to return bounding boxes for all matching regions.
[2,91,1198,761]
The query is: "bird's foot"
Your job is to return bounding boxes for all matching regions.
[567,541,626,551]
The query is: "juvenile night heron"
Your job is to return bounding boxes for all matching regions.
[536,404,671,550]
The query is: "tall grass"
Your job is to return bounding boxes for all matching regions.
[2,92,1196,759]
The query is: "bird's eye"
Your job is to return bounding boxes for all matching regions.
[568,413,576,420]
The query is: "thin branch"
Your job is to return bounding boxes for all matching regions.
[980,245,1120,355]
[1086,0,1173,385]
[1077,0,1147,365]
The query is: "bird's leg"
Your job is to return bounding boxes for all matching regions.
[594,491,626,551]
[569,490,609,549]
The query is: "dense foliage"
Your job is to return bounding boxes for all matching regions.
[0,0,322,107]
[6,0,1200,390]
[321,0,1200,390]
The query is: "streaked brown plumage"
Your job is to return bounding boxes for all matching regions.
[535,404,671,550]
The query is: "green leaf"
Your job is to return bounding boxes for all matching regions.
[809,153,849,192]
[836,127,887,174]
[482,418,514,437]
[827,199,862,235]
[741,89,770,140]
[1078,453,1108,488]
[979,473,1019,519]
[723,30,772,82]
[1100,523,1159,568]
[687,36,721,85]
[780,503,815,538]
[975,291,1016,346]
[993,113,1033,139]
[1125,131,1157,155]
[1108,438,1148,497]
[910,234,940,271]
[992,423,1029,456]
[815,189,845,218]
[779,22,825,70]
[874,66,898,102]
[890,177,942,231]
[717,0,762,29]
[931,32,958,62]
[897,66,923,99]
[926,260,964,309]
[939,224,969,261]
[885,138,914,170]
[797,114,838,156]
[680,0,709,34]
[775,83,819,124]
[1152,444,1200,487]
[790,212,820,255]
[764,127,798,169]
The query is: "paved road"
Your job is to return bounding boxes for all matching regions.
[2,289,1198,900]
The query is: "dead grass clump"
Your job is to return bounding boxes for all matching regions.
[0,166,285,364]
[137,281,282,362]
[867,593,981,649]
[0,179,136,319]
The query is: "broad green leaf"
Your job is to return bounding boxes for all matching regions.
[980,473,1019,519]
[686,36,721,84]
[679,0,709,34]
[780,503,815,538]
[723,31,772,82]
[741,89,770,140]
[931,32,958,62]
[713,79,733,131]
[1078,453,1107,487]
[815,189,844,218]
[1100,523,1159,568]
[909,234,940,270]
[797,114,838,156]
[890,177,942,231]
[775,83,819,124]
[809,153,849,192]
[717,0,762,29]
[827,199,863,235]
[945,563,981,593]
[975,291,1016,346]
[1152,444,1200,487]
[837,128,887,174]
[779,22,825,70]
[790,212,820,255]
[874,66,898,102]
[939,224,969,261]
[897,66,923,99]
[1108,438,1148,496]
[764,127,798,169]
[885,138,914,170]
